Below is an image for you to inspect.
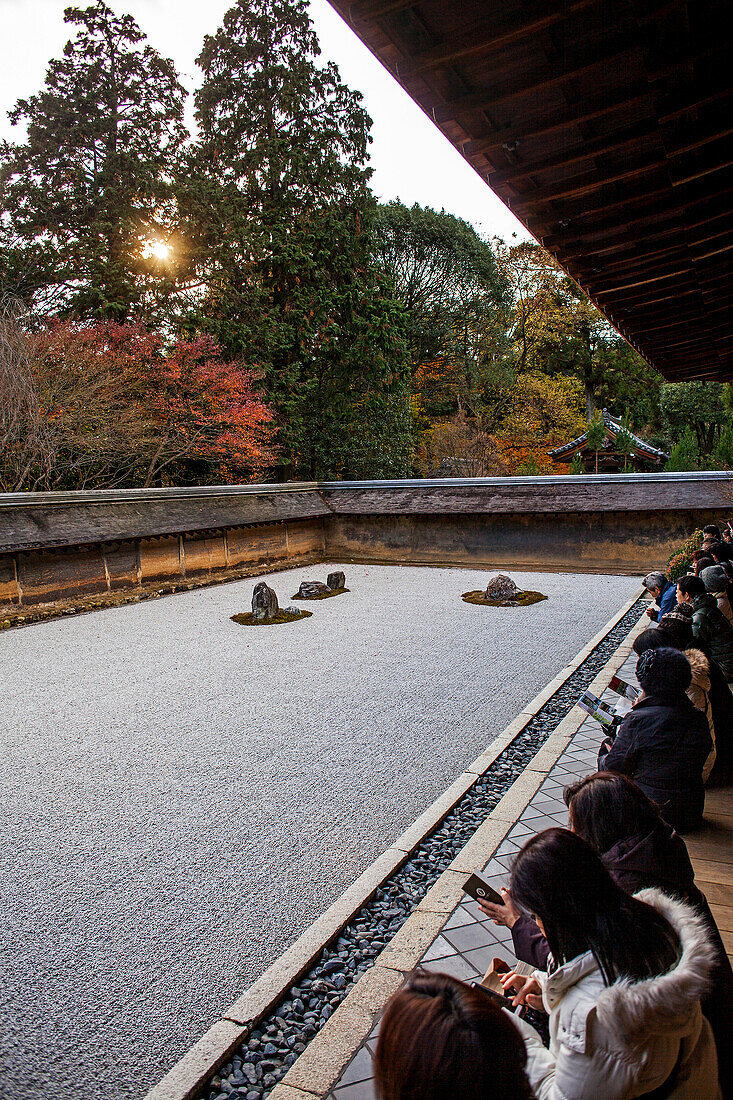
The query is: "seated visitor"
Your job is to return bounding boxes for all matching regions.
[658,605,733,784]
[642,570,676,621]
[707,541,731,563]
[374,970,533,1100]
[567,772,732,1088]
[603,647,712,831]
[723,523,733,545]
[702,563,733,624]
[692,551,716,576]
[502,829,720,1100]
[702,525,722,553]
[482,777,733,1090]
[678,574,733,681]
[634,627,716,780]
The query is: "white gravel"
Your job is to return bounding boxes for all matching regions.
[0,563,637,1100]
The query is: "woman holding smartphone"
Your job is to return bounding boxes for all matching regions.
[501,829,720,1099]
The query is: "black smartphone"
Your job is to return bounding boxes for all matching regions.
[463,871,504,906]
[469,982,508,1008]
[470,981,527,1018]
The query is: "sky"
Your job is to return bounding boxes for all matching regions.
[0,0,530,243]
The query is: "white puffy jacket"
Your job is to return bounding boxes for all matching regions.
[512,888,721,1099]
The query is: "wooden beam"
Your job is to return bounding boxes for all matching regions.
[535,178,731,237]
[509,155,662,210]
[665,123,733,160]
[586,254,694,288]
[593,268,692,297]
[658,88,733,124]
[531,186,671,234]
[558,214,733,265]
[573,242,688,277]
[593,285,700,307]
[394,0,601,79]
[347,0,417,23]
[632,316,703,336]
[431,41,639,124]
[460,89,651,160]
[487,122,660,187]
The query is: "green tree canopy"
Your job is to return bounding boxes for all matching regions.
[372,202,509,373]
[0,1,188,320]
[660,381,731,455]
[183,0,409,478]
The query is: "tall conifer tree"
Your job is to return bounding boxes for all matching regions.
[0,2,187,319]
[185,0,410,478]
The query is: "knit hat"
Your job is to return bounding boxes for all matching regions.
[636,646,692,697]
[701,564,728,592]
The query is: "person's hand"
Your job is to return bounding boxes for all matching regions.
[478,887,521,929]
[645,607,655,618]
[500,971,545,1012]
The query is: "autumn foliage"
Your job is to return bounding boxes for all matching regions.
[0,310,275,491]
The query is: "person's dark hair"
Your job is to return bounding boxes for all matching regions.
[694,554,715,575]
[657,617,694,650]
[633,627,667,656]
[677,575,705,599]
[374,971,533,1100]
[510,829,680,986]
[703,524,722,540]
[564,772,663,857]
[707,541,730,562]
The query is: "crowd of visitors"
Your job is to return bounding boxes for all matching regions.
[374,524,732,1099]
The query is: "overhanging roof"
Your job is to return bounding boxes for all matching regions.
[328,0,732,381]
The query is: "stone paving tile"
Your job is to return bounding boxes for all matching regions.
[443,905,477,930]
[336,1046,374,1087]
[329,656,642,1096]
[421,953,482,982]
[443,921,499,954]
[420,934,455,962]
[333,1080,377,1099]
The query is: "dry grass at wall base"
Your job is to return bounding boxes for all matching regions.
[291,587,349,601]
[462,590,548,607]
[230,609,313,626]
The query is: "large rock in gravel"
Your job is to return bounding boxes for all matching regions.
[326,571,346,591]
[252,581,278,620]
[298,581,329,598]
[484,574,520,600]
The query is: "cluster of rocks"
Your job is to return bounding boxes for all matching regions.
[296,571,346,599]
[250,582,300,622]
[208,599,646,1100]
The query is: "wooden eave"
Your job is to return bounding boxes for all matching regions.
[328,0,733,380]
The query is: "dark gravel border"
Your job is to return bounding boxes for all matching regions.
[206,599,645,1100]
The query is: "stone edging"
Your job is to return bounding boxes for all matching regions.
[145,589,645,1100]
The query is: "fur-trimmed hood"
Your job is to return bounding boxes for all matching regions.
[685,647,711,692]
[595,889,716,1040]
[520,888,722,1099]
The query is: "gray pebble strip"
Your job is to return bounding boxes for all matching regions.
[206,599,645,1100]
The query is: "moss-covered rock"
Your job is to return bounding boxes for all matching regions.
[291,587,349,601]
[231,608,313,626]
[461,590,548,607]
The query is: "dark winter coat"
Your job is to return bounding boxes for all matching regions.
[691,592,733,681]
[510,822,733,1090]
[603,693,712,833]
